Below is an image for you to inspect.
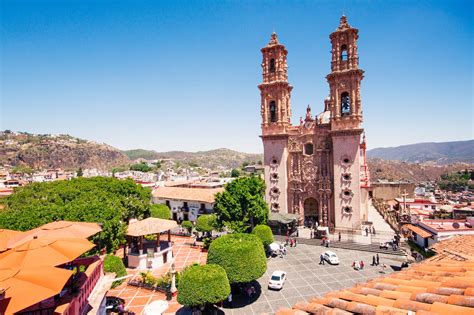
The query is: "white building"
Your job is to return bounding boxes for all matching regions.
[151,187,223,222]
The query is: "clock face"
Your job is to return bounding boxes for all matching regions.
[304,121,312,129]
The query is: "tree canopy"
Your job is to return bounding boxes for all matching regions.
[150,204,171,219]
[130,162,153,172]
[0,177,151,252]
[230,169,240,178]
[177,264,230,308]
[213,176,269,232]
[252,224,274,247]
[195,214,216,233]
[207,233,266,284]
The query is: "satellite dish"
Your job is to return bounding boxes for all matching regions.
[452,222,460,229]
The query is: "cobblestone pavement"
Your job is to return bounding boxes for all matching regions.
[220,243,404,315]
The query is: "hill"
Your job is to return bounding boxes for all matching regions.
[367,158,471,183]
[124,148,262,170]
[367,140,474,164]
[0,131,130,170]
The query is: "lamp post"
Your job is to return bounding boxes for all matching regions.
[170,263,177,296]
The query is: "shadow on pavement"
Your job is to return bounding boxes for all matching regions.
[221,281,262,310]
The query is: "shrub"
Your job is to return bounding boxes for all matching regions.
[207,233,266,284]
[177,264,230,308]
[196,214,216,234]
[104,255,127,288]
[202,237,212,250]
[181,220,193,233]
[150,204,171,219]
[252,224,274,247]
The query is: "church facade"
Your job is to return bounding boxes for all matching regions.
[259,16,370,231]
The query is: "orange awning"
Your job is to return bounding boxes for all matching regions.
[0,266,73,315]
[404,224,433,238]
[0,229,24,253]
[7,221,101,249]
[0,237,95,268]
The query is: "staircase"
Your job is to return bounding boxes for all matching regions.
[274,235,406,257]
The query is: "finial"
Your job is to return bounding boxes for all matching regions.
[268,32,279,46]
[305,105,313,121]
[337,15,351,30]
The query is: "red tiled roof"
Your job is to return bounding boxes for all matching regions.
[276,235,474,315]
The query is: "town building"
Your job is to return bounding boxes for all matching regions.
[151,187,223,222]
[259,16,370,231]
[371,180,415,201]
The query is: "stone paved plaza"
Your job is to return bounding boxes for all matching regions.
[220,243,405,315]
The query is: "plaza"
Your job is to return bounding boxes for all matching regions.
[221,243,404,315]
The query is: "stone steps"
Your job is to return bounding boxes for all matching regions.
[274,235,406,256]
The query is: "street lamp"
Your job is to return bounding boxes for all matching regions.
[170,263,177,296]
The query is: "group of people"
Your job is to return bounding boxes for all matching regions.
[321,237,331,247]
[371,253,380,266]
[352,260,365,270]
[365,225,376,236]
[285,235,298,247]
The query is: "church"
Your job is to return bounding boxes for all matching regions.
[259,16,370,232]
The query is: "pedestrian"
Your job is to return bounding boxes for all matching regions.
[360,260,364,269]
[376,253,380,266]
[285,235,289,246]
[228,292,233,308]
[338,232,341,242]
[294,239,297,247]
[372,226,376,235]
[282,246,287,255]
[372,255,376,266]
[319,253,325,265]
[327,238,330,248]
[310,229,313,239]
[365,227,369,236]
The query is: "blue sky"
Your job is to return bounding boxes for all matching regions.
[1,0,472,153]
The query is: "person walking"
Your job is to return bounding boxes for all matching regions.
[372,226,376,235]
[360,260,365,270]
[365,227,369,236]
[228,293,233,308]
[376,253,380,266]
[338,232,341,242]
[294,239,297,247]
[327,238,330,248]
[372,255,376,266]
[310,229,313,239]
[319,253,325,265]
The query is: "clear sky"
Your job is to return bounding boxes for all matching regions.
[1,0,472,153]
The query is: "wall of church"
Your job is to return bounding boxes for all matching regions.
[263,138,289,213]
[332,133,363,230]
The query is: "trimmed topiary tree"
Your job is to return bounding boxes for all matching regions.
[196,214,216,235]
[104,254,127,288]
[150,204,171,219]
[181,220,193,234]
[177,264,230,308]
[207,233,266,284]
[252,224,274,247]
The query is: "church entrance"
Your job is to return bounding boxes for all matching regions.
[304,198,318,227]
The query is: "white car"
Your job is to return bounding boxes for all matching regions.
[323,250,340,265]
[268,270,287,290]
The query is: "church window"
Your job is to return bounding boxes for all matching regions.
[343,173,351,181]
[343,206,352,214]
[341,92,350,116]
[304,143,314,155]
[342,157,350,164]
[272,159,278,165]
[269,101,277,122]
[341,45,348,61]
[272,173,279,180]
[269,59,276,73]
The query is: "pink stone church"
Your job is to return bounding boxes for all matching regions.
[259,16,370,232]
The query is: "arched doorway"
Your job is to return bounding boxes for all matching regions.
[304,198,318,227]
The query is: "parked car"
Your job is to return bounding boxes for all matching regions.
[105,296,125,314]
[268,270,287,290]
[323,250,340,265]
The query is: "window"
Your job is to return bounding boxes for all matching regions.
[341,45,348,61]
[272,173,278,180]
[269,101,277,122]
[343,206,352,214]
[304,143,314,155]
[343,174,351,181]
[341,92,350,116]
[272,159,278,164]
[269,59,276,73]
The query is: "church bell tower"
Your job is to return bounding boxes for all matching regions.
[328,16,368,229]
[259,33,292,214]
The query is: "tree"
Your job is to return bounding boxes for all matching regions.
[195,214,216,235]
[77,167,83,177]
[207,233,266,284]
[150,204,171,219]
[252,224,274,247]
[130,162,152,172]
[181,220,193,234]
[177,264,230,308]
[230,168,240,178]
[104,254,127,288]
[0,177,151,253]
[213,176,269,232]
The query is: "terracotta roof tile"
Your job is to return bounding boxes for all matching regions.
[287,234,474,315]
